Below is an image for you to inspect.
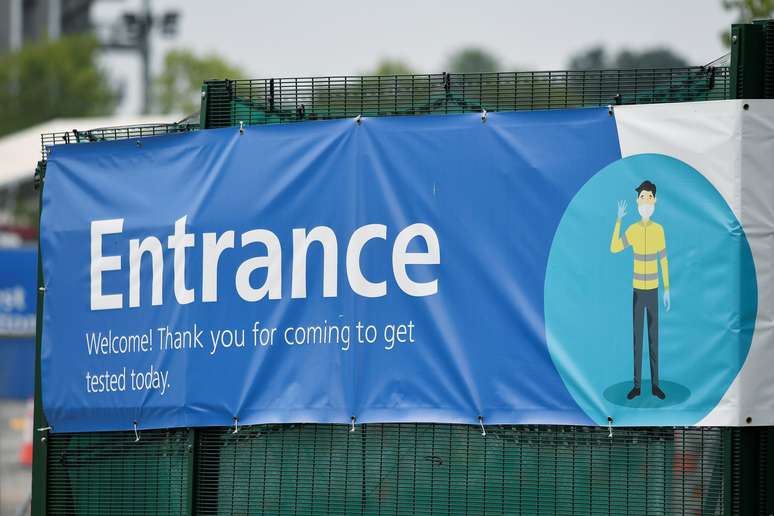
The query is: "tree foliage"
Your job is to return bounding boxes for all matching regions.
[720,0,774,46]
[154,49,245,114]
[568,46,689,70]
[368,58,415,76]
[0,35,118,137]
[445,48,501,73]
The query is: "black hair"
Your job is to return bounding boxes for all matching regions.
[635,180,656,197]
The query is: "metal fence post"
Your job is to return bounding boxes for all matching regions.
[31,161,49,516]
[199,83,210,130]
[723,428,734,516]
[766,427,774,516]
[729,21,773,514]
[739,428,763,515]
[186,428,197,515]
[730,22,765,99]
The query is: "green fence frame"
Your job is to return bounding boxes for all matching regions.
[30,20,774,515]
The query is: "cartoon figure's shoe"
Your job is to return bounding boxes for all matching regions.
[652,386,666,400]
[626,387,641,400]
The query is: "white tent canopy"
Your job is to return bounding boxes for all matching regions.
[0,115,184,188]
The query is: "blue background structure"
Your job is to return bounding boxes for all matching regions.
[0,247,37,399]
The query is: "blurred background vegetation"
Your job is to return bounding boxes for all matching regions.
[0,35,117,137]
[153,49,244,114]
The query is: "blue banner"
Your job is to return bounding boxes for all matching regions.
[40,107,757,432]
[0,247,36,338]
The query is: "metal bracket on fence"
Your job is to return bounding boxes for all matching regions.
[481,109,488,123]
[133,421,140,442]
[607,416,614,438]
[350,416,356,432]
[232,416,240,434]
[478,415,486,437]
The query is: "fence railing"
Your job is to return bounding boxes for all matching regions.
[200,67,729,129]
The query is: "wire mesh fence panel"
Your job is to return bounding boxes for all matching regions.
[46,428,193,515]
[192,424,727,516]
[201,68,730,130]
[40,122,198,161]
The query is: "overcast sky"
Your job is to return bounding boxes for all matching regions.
[93,0,738,116]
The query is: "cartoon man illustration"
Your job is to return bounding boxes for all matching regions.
[610,180,670,400]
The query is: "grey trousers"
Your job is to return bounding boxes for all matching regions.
[633,288,659,388]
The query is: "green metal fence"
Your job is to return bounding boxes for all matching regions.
[45,425,730,516]
[36,424,774,515]
[199,67,730,129]
[32,20,774,515]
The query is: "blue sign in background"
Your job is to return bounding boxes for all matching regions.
[0,247,37,399]
[42,108,633,432]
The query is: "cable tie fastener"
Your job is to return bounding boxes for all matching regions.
[478,415,486,437]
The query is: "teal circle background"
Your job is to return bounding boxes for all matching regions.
[544,154,757,426]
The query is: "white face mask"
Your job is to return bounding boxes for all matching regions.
[638,203,655,219]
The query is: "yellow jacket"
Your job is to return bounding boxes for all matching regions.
[610,219,670,291]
